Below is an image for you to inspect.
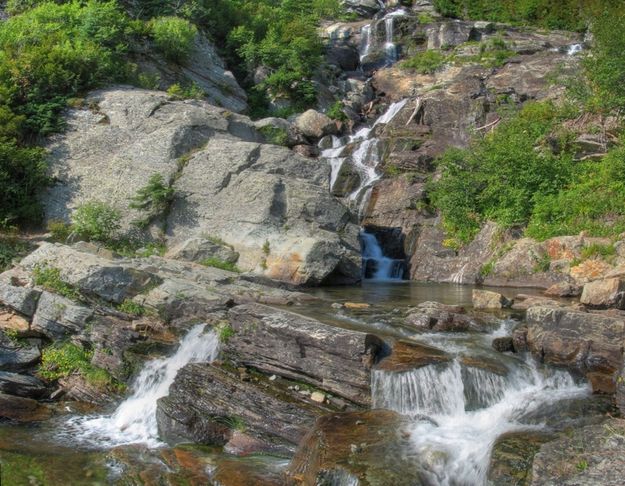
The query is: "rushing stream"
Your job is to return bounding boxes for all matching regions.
[64,325,219,448]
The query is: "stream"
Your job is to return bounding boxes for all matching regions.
[0,281,609,485]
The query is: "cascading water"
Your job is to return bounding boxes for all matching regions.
[361,231,405,280]
[359,8,407,66]
[371,355,590,485]
[321,99,408,218]
[64,325,219,448]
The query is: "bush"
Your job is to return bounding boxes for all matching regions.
[400,50,448,74]
[200,257,240,273]
[150,16,197,63]
[129,173,174,226]
[326,101,348,121]
[430,102,574,243]
[72,201,121,243]
[166,82,205,100]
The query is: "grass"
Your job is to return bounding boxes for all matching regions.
[216,321,236,343]
[580,243,616,262]
[39,342,125,392]
[118,299,147,317]
[32,265,81,300]
[200,257,240,273]
[400,50,448,74]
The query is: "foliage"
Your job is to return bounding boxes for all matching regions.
[431,0,610,31]
[118,299,147,316]
[0,141,49,226]
[326,101,348,121]
[527,144,625,240]
[430,102,574,243]
[39,341,124,391]
[0,234,29,272]
[166,82,205,100]
[258,126,289,146]
[72,201,121,243]
[216,321,235,343]
[200,257,240,272]
[129,173,174,227]
[400,50,448,74]
[150,16,197,63]
[581,243,616,261]
[47,220,72,242]
[32,265,81,300]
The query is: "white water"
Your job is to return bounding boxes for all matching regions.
[64,325,219,448]
[567,43,583,55]
[361,231,405,280]
[372,357,590,485]
[359,8,407,65]
[321,99,408,218]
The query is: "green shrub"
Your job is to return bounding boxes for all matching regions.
[32,265,81,300]
[400,50,448,74]
[527,144,625,240]
[200,257,240,273]
[39,341,124,391]
[129,173,174,227]
[166,82,205,100]
[258,126,289,146]
[430,102,574,243]
[118,299,146,316]
[216,321,235,343]
[150,16,197,63]
[326,101,348,121]
[47,220,72,242]
[72,201,121,243]
[581,243,616,262]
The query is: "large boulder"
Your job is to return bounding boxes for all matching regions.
[0,371,47,398]
[31,291,93,340]
[526,306,625,393]
[0,283,41,316]
[0,332,40,372]
[294,109,338,139]
[225,304,385,405]
[580,278,625,309]
[43,88,360,286]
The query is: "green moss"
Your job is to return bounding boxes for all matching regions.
[200,257,240,273]
[217,321,236,343]
[400,50,448,74]
[117,299,147,317]
[32,265,81,301]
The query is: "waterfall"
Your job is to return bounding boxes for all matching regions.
[359,24,373,63]
[361,231,405,280]
[64,325,219,448]
[321,99,408,216]
[359,8,407,66]
[371,357,589,485]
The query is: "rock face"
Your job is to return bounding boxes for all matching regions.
[531,419,625,485]
[31,291,93,340]
[43,88,360,286]
[525,306,625,393]
[225,304,384,405]
[156,363,326,454]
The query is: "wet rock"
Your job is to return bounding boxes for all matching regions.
[473,289,512,310]
[209,455,286,486]
[88,316,142,381]
[0,393,52,422]
[489,432,551,486]
[0,283,40,316]
[286,410,418,486]
[225,304,384,405]
[0,332,40,372]
[492,337,514,353]
[617,361,625,415]
[511,295,564,311]
[544,282,582,298]
[526,306,625,393]
[31,291,93,340]
[344,302,370,309]
[58,374,116,405]
[156,363,326,454]
[531,419,625,485]
[0,371,46,398]
[294,109,338,139]
[375,340,450,372]
[22,244,159,304]
[512,325,529,352]
[580,278,625,309]
[405,301,485,332]
[166,238,239,264]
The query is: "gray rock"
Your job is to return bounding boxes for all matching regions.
[426,20,474,50]
[0,371,47,398]
[531,419,625,485]
[472,289,512,309]
[166,238,239,264]
[31,292,93,340]
[42,88,360,286]
[526,306,625,394]
[21,243,159,304]
[225,304,385,405]
[343,0,383,16]
[157,363,326,454]
[580,278,625,309]
[88,316,141,381]
[492,337,514,353]
[0,283,41,316]
[294,109,338,139]
[0,333,41,372]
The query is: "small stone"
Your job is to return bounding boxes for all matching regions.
[331,303,344,309]
[269,374,277,381]
[355,420,365,425]
[299,390,311,396]
[294,385,300,391]
[492,337,514,353]
[350,443,362,454]
[310,391,325,403]
[344,302,370,310]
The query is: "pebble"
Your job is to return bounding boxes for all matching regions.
[310,391,325,403]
